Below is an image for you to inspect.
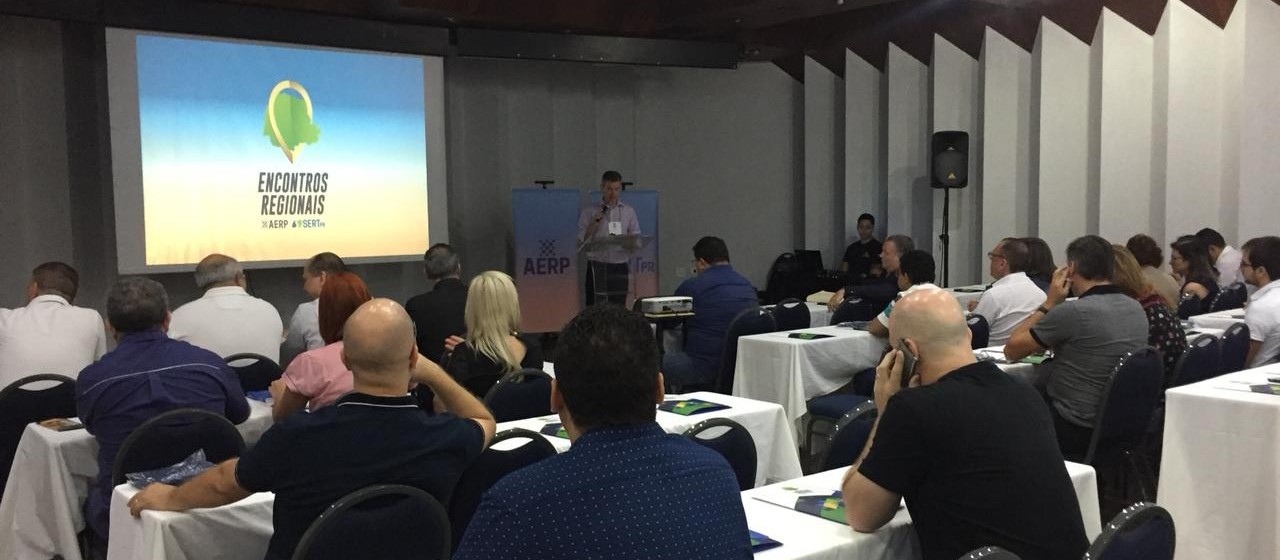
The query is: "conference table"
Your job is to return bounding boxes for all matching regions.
[743,462,1102,560]
[0,400,274,560]
[1188,308,1246,331]
[1158,363,1280,560]
[105,392,802,560]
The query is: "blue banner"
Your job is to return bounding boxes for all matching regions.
[513,188,581,333]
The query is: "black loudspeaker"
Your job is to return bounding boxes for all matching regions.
[931,131,969,189]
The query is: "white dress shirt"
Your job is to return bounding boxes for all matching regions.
[1216,245,1243,287]
[168,286,284,363]
[281,299,323,366]
[577,202,641,264]
[973,272,1045,347]
[0,294,107,389]
[1245,279,1280,368]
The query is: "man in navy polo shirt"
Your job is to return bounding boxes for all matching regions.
[662,236,758,389]
[128,299,495,560]
[77,277,249,543]
[454,305,751,560]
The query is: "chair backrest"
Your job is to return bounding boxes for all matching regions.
[224,353,283,393]
[0,374,77,491]
[111,408,245,485]
[293,484,451,560]
[1175,294,1201,320]
[1082,348,1163,464]
[763,252,806,304]
[448,429,556,549]
[1208,283,1247,313]
[483,368,553,422]
[1169,334,1222,388]
[962,546,1023,560]
[715,308,776,394]
[966,313,990,349]
[771,298,811,331]
[683,417,757,490]
[831,298,877,324]
[818,400,876,472]
[1083,502,1176,560]
[1220,322,1251,374]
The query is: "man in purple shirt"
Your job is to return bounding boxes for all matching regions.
[76,277,249,543]
[663,236,758,389]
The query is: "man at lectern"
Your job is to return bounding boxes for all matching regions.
[578,170,640,306]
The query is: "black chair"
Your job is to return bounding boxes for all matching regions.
[802,391,866,459]
[224,353,283,393]
[1175,294,1201,320]
[966,313,990,349]
[1083,502,1176,560]
[293,484,451,560]
[1208,283,1247,313]
[763,252,807,304]
[111,408,245,486]
[815,400,877,472]
[0,374,77,491]
[684,418,757,490]
[709,307,776,394]
[830,298,877,324]
[448,428,556,549]
[771,298,811,331]
[1169,334,1222,388]
[1072,348,1164,501]
[961,546,1022,560]
[1220,322,1251,374]
[483,369,553,422]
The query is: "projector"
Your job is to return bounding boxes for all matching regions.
[639,297,693,314]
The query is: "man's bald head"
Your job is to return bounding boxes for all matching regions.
[888,288,971,359]
[194,254,243,290]
[342,298,417,379]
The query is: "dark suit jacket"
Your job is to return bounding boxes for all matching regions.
[405,278,468,364]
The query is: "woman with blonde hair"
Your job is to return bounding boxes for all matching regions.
[444,271,543,396]
[1112,245,1187,385]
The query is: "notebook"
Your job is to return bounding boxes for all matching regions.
[659,398,730,416]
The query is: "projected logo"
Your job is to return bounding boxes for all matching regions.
[263,80,321,163]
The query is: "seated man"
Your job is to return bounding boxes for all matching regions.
[1196,227,1243,287]
[1005,235,1148,457]
[281,252,345,367]
[842,288,1088,560]
[866,250,938,338]
[0,261,107,387]
[662,236,758,389]
[454,305,750,560]
[405,243,467,365]
[168,254,284,363]
[1242,236,1280,367]
[77,277,250,542]
[828,235,914,312]
[970,238,1044,346]
[129,299,495,560]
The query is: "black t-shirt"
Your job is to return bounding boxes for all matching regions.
[405,278,468,364]
[858,362,1088,560]
[842,238,882,281]
[445,334,544,396]
[236,392,485,560]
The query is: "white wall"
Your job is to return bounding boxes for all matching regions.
[845,51,886,244]
[1235,0,1280,244]
[885,44,932,248]
[804,57,844,268]
[1096,9,1155,243]
[1034,20,1095,261]
[931,36,983,286]
[980,28,1034,275]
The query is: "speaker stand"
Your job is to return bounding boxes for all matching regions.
[939,187,951,288]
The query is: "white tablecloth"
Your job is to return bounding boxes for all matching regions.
[745,462,1101,560]
[1158,364,1280,560]
[0,400,273,560]
[1189,308,1246,331]
[732,326,885,437]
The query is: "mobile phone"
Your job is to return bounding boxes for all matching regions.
[896,340,918,387]
[39,418,84,432]
[789,332,833,340]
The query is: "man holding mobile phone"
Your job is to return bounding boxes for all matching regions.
[840,288,1087,560]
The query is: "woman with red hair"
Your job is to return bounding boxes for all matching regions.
[269,271,371,421]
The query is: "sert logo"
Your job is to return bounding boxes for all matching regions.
[263,80,321,163]
[524,239,572,275]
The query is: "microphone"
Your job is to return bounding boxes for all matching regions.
[596,203,607,223]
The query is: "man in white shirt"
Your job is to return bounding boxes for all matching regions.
[0,262,107,388]
[970,238,1045,346]
[1197,228,1243,287]
[281,252,345,366]
[1241,237,1280,368]
[168,254,284,363]
[577,170,641,306]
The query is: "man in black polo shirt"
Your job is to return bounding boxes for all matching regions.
[128,299,495,560]
[841,288,1087,560]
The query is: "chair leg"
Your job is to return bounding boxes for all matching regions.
[1125,449,1156,502]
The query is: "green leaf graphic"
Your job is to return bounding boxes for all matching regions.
[263,92,321,150]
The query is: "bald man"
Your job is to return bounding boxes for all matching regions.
[840,289,1087,560]
[129,299,495,560]
[168,253,284,362]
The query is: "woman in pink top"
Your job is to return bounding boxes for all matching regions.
[269,272,371,421]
